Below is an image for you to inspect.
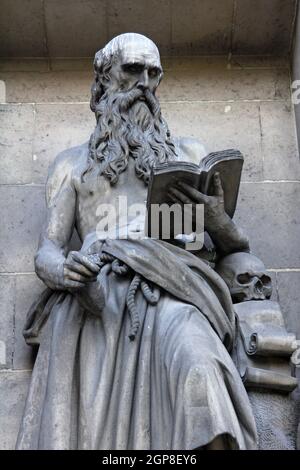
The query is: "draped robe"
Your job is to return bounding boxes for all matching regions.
[16,238,257,450]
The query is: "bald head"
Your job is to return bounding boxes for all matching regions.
[91,33,163,106]
[97,33,161,70]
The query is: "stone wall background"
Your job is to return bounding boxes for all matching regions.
[0,0,298,57]
[0,0,300,451]
[0,54,299,449]
[293,1,300,150]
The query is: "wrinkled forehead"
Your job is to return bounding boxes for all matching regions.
[101,34,162,69]
[119,39,161,68]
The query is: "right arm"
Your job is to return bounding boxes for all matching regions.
[35,152,99,290]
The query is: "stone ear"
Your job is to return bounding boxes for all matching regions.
[90,77,104,112]
[91,49,115,108]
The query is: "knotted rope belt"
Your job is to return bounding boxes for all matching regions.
[90,252,160,341]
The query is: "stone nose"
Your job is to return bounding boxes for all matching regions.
[254,277,263,289]
[138,69,149,89]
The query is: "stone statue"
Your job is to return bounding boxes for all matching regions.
[15,33,297,450]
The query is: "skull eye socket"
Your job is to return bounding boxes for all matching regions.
[237,273,252,284]
[260,275,271,286]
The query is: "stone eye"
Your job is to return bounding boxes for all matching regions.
[148,67,159,78]
[122,63,144,74]
[237,273,252,284]
[260,274,271,286]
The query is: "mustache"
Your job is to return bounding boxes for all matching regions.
[95,86,160,120]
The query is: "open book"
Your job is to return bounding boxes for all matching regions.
[146,149,244,239]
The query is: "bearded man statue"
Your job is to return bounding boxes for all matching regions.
[16,33,257,450]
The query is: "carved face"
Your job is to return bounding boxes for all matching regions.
[87,34,177,186]
[215,252,272,303]
[106,39,162,94]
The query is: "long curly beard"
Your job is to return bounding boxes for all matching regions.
[83,87,178,185]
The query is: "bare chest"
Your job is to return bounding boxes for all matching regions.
[74,162,148,240]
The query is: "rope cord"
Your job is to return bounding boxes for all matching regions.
[97,252,160,341]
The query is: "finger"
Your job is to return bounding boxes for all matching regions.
[176,182,209,204]
[169,187,192,205]
[71,252,100,273]
[167,192,183,206]
[65,261,96,278]
[64,279,85,289]
[64,268,96,283]
[213,172,224,197]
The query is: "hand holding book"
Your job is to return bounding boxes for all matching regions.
[168,172,249,254]
[168,172,226,233]
[146,149,249,254]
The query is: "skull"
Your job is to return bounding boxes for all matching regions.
[215,252,272,303]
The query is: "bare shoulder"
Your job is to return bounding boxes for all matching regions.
[48,142,89,181]
[46,142,89,202]
[176,137,207,164]
[49,143,88,176]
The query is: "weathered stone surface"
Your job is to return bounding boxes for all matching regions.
[292,2,300,155]
[0,276,15,369]
[248,390,299,450]
[260,101,300,181]
[0,0,46,57]
[0,104,35,184]
[294,102,300,158]
[171,0,233,54]
[229,55,289,70]
[234,182,300,269]
[0,61,290,103]
[159,66,290,102]
[0,71,92,103]
[0,1,297,58]
[0,59,49,73]
[14,274,44,370]
[0,186,45,273]
[0,51,299,449]
[277,271,300,338]
[32,100,263,183]
[49,58,93,72]
[108,0,171,55]
[162,56,229,71]
[267,271,278,303]
[162,101,263,181]
[0,65,291,186]
[232,0,297,54]
[0,371,31,449]
[0,274,44,372]
[33,103,93,183]
[45,0,107,58]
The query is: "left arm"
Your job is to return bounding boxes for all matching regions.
[204,211,249,255]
